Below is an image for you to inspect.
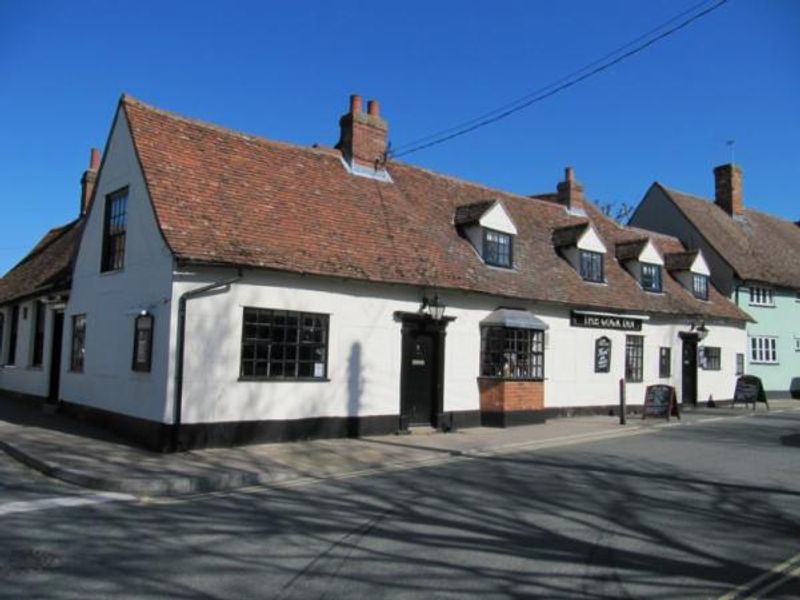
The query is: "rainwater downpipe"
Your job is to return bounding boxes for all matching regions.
[171,269,242,452]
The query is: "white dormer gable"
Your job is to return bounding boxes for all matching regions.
[576,225,607,254]
[478,202,517,236]
[638,240,664,266]
[456,200,517,269]
[690,251,710,276]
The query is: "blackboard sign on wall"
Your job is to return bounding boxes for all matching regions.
[732,375,769,410]
[642,384,680,421]
[595,337,611,373]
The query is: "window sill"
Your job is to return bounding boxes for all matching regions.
[99,268,124,276]
[238,377,330,383]
[748,304,775,308]
[749,361,779,365]
[478,376,544,382]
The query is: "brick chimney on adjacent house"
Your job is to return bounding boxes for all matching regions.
[713,163,743,216]
[336,94,388,170]
[80,148,101,216]
[556,167,585,213]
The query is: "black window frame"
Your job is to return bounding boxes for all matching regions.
[692,274,709,300]
[132,314,154,372]
[70,314,86,373]
[32,300,46,367]
[7,304,19,366]
[579,250,604,283]
[0,312,4,362]
[482,228,513,269]
[700,346,721,370]
[625,335,644,382]
[101,187,128,273]
[641,263,663,293]
[240,308,330,381]
[480,326,545,380]
[659,346,671,378]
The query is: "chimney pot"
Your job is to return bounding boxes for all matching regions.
[90,147,101,170]
[556,166,585,212]
[337,94,388,170]
[714,163,743,216]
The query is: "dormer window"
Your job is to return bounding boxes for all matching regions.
[641,263,662,292]
[693,274,709,300]
[579,250,604,283]
[483,229,513,268]
[454,200,517,270]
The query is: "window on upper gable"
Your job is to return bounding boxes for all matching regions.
[101,188,128,272]
[579,250,604,283]
[483,229,513,268]
[641,263,662,293]
[749,286,774,307]
[692,274,709,300]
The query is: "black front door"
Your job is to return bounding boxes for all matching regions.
[48,310,64,402]
[401,330,436,426]
[681,334,698,406]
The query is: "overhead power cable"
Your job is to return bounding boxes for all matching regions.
[388,0,728,160]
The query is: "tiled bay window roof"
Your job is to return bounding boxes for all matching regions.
[121,96,748,322]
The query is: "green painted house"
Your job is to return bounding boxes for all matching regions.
[630,164,800,399]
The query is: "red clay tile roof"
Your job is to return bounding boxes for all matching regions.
[0,219,82,304]
[122,96,748,322]
[552,223,590,248]
[453,201,495,226]
[659,184,800,288]
[614,239,648,262]
[664,250,699,272]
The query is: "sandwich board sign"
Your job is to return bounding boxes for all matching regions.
[642,384,680,421]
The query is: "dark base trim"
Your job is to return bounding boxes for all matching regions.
[481,410,548,428]
[0,388,47,406]
[60,401,172,452]
[766,390,799,400]
[59,401,409,451]
[179,414,400,450]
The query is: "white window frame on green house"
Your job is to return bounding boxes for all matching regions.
[750,335,777,364]
[749,286,774,306]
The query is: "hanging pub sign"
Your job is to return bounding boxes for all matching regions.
[571,311,643,331]
[594,336,611,373]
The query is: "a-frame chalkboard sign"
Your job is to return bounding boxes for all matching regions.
[732,375,769,410]
[642,384,680,421]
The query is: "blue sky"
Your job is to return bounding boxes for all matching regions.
[1,0,798,275]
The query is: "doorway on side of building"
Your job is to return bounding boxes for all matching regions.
[397,313,452,429]
[679,332,698,406]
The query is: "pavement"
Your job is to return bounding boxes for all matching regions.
[0,393,796,497]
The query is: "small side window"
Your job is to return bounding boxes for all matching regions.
[70,314,86,372]
[132,314,154,372]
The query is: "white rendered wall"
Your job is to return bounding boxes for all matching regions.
[174,266,747,425]
[61,109,174,422]
[0,299,59,397]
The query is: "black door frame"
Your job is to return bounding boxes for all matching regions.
[396,312,455,430]
[679,332,699,406]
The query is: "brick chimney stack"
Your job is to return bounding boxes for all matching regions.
[714,163,743,216]
[336,94,388,170]
[80,148,101,216]
[556,167,585,213]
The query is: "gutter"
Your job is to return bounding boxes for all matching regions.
[171,269,242,452]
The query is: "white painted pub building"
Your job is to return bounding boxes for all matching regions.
[0,95,749,450]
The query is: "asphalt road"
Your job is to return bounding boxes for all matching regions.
[1,409,799,599]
